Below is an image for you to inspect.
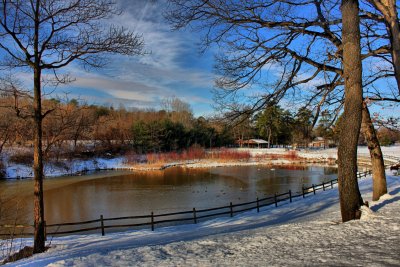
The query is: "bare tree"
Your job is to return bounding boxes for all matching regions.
[0,107,15,154]
[0,0,144,253]
[366,0,400,93]
[161,97,194,128]
[166,0,397,220]
[0,76,32,153]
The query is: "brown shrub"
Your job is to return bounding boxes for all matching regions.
[209,149,251,162]
[2,246,34,265]
[9,152,33,165]
[283,150,299,160]
[0,161,5,178]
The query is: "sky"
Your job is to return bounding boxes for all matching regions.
[56,0,398,118]
[0,0,399,118]
[53,0,217,116]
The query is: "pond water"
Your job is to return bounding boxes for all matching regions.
[0,165,337,226]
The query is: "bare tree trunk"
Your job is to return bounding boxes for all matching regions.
[368,0,400,93]
[267,128,271,149]
[338,0,364,222]
[361,103,387,201]
[33,66,45,253]
[33,1,45,252]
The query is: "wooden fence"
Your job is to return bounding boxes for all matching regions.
[0,170,372,238]
[384,155,400,162]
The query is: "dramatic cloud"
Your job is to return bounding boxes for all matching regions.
[50,0,217,115]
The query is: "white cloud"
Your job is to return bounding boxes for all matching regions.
[2,0,217,116]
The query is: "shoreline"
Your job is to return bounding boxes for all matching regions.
[2,146,399,179]
[130,157,337,171]
[2,157,337,180]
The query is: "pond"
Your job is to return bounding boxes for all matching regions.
[0,165,337,226]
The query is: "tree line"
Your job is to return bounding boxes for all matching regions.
[2,93,397,163]
[0,96,237,159]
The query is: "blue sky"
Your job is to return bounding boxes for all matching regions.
[49,0,216,116]
[1,0,399,118]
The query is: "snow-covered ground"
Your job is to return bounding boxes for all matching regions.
[3,171,400,266]
[2,146,399,179]
[3,157,126,179]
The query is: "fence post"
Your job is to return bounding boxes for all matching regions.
[274,193,278,207]
[151,212,154,231]
[230,202,233,217]
[289,190,292,203]
[100,215,105,236]
[302,186,305,198]
[193,208,197,224]
[312,184,316,195]
[256,197,260,213]
[44,221,47,241]
[331,180,333,189]
[322,182,325,191]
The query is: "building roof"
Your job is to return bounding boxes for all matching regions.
[249,139,269,144]
[236,139,269,144]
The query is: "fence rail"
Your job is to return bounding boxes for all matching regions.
[0,170,372,238]
[384,155,400,162]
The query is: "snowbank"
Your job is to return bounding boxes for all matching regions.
[3,157,127,179]
[2,146,399,179]
[4,173,400,266]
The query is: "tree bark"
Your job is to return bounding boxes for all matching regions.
[267,128,271,149]
[361,103,387,201]
[33,66,45,253]
[33,0,45,253]
[368,0,400,93]
[338,0,364,222]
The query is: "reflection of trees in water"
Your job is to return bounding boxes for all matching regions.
[323,167,338,176]
[277,165,307,171]
[0,196,30,226]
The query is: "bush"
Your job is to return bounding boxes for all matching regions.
[9,152,33,165]
[0,161,5,179]
[283,150,299,160]
[209,148,251,161]
[0,198,30,264]
[124,151,146,164]
[143,147,207,165]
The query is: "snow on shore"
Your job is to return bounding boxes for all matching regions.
[3,146,399,179]
[4,172,400,266]
[3,157,127,179]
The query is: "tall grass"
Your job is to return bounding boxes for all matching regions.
[125,148,300,166]
[146,147,206,164]
[254,150,299,161]
[208,148,251,162]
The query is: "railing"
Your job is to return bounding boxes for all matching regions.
[384,155,400,161]
[0,170,372,238]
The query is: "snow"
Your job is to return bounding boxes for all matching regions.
[2,146,399,179]
[3,157,127,179]
[3,172,400,266]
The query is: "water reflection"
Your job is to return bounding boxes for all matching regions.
[0,165,337,225]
